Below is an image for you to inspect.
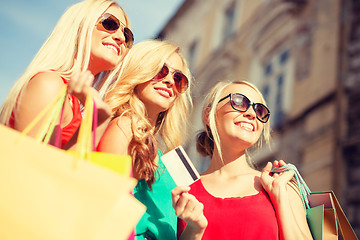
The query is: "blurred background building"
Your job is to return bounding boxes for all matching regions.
[157,0,360,235]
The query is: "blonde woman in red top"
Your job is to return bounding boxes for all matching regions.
[172,81,313,240]
[0,0,134,148]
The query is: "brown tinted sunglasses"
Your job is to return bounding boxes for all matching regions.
[153,64,189,94]
[96,13,134,49]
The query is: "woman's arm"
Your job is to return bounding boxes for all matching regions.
[171,186,208,240]
[14,72,71,137]
[260,161,313,240]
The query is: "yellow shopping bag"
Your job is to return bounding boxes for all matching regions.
[0,86,145,240]
[72,90,132,177]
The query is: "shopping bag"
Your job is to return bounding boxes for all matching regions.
[0,124,145,240]
[271,164,358,240]
[306,191,338,239]
[30,85,132,176]
[27,85,132,177]
[308,191,359,240]
[71,91,132,177]
[0,87,145,240]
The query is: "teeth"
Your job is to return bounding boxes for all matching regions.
[105,44,118,55]
[240,122,254,131]
[158,89,170,97]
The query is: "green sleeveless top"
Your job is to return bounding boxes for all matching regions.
[134,149,177,240]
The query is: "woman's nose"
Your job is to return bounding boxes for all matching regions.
[112,28,126,46]
[161,72,175,87]
[243,105,256,120]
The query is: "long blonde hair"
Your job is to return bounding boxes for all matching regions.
[104,40,193,187]
[196,81,271,164]
[0,0,130,125]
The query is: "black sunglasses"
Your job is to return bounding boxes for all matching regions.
[218,93,270,123]
[96,13,134,49]
[153,64,189,94]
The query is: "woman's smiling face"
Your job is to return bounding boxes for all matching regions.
[89,5,129,74]
[135,52,185,115]
[215,83,265,149]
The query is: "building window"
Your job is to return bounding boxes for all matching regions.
[262,50,292,128]
[263,85,270,102]
[279,50,289,65]
[276,75,283,105]
[265,63,272,76]
[223,2,236,40]
[188,40,198,72]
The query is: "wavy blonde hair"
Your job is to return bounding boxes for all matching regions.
[196,81,271,165]
[104,40,193,187]
[0,0,130,125]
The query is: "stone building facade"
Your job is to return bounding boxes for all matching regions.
[342,0,360,234]
[157,0,360,235]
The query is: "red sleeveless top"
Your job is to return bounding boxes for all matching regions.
[177,179,279,240]
[60,93,82,148]
[9,73,82,148]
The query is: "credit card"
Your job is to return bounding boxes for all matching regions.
[161,146,200,186]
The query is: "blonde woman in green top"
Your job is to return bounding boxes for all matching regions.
[98,40,193,239]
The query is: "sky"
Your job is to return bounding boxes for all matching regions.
[0,0,185,105]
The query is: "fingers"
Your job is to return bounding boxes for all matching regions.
[173,191,207,230]
[262,160,297,201]
[171,186,190,208]
[67,70,112,124]
[67,70,94,104]
[273,160,279,168]
[175,192,197,216]
[272,160,287,169]
[261,162,273,182]
[278,160,287,166]
[260,162,273,189]
[187,199,208,229]
[262,162,272,173]
[172,186,191,196]
[68,70,93,92]
[270,168,295,188]
[261,161,294,190]
[279,170,294,182]
[171,186,199,218]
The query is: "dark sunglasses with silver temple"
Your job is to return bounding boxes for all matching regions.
[218,93,270,123]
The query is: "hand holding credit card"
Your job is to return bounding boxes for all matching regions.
[160,146,200,186]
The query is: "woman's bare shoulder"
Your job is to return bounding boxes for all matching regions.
[25,71,65,96]
[107,115,133,139]
[97,115,134,154]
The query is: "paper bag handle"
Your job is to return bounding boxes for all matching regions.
[271,164,312,211]
[75,90,98,160]
[21,85,67,144]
